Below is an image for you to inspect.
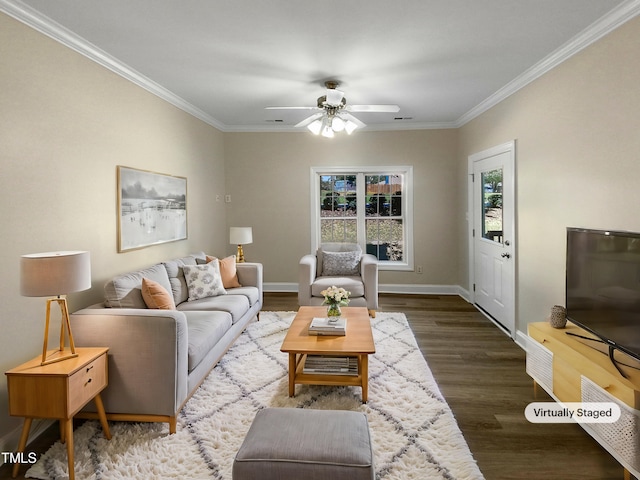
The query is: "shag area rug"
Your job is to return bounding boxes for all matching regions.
[27,311,484,480]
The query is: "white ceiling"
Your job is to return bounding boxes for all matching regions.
[3,0,639,131]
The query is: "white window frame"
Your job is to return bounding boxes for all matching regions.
[310,166,414,271]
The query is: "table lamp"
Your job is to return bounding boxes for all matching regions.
[229,227,253,263]
[20,251,91,366]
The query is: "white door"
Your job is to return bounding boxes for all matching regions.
[469,141,515,336]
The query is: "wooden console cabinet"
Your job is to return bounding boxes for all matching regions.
[527,322,640,479]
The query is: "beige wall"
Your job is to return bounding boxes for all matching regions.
[223,129,461,287]
[458,16,640,337]
[0,13,227,444]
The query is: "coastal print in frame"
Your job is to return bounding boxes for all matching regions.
[117,166,187,252]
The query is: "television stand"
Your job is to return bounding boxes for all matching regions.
[564,331,632,379]
[527,321,640,479]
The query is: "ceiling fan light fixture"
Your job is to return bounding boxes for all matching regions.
[321,126,335,138]
[307,119,323,135]
[321,117,334,137]
[325,88,344,106]
[332,116,345,132]
[344,119,358,135]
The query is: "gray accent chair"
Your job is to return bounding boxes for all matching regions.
[298,243,378,317]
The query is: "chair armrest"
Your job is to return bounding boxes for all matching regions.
[298,254,317,305]
[70,307,189,417]
[361,254,379,310]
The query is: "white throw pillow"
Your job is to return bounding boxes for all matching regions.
[321,250,361,276]
[183,260,226,301]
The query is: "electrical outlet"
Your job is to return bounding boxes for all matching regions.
[225,195,231,203]
[416,265,423,274]
[216,195,221,202]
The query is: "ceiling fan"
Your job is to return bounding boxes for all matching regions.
[266,81,400,137]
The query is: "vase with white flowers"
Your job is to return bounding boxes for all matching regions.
[321,285,350,322]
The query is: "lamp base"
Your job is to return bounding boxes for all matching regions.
[236,244,245,263]
[42,297,77,366]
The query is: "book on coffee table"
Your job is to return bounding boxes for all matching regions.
[303,355,358,375]
[308,317,346,335]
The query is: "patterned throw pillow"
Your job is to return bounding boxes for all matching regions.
[321,250,361,276]
[183,260,226,301]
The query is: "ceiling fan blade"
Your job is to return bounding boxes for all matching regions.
[295,112,324,128]
[341,112,367,128]
[346,104,400,113]
[265,106,320,110]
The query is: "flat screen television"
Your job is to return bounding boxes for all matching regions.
[566,227,640,377]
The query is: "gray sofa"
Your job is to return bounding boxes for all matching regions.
[70,252,262,433]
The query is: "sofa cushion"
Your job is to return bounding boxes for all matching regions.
[177,293,250,324]
[312,276,365,298]
[183,261,227,301]
[141,278,176,310]
[226,286,260,307]
[163,256,198,306]
[185,311,232,373]
[321,250,361,276]
[104,263,172,308]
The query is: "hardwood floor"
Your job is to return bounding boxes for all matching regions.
[0,293,629,480]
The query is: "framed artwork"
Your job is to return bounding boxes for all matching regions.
[117,166,187,252]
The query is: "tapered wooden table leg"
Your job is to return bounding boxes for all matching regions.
[361,354,369,403]
[288,353,296,397]
[11,418,32,478]
[94,393,111,440]
[64,418,74,480]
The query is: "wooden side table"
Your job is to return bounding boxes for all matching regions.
[5,347,111,480]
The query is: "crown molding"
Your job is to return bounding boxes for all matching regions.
[0,0,227,131]
[455,0,640,127]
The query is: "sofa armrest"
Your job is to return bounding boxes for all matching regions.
[361,254,379,310]
[70,307,189,417]
[236,262,263,299]
[298,254,317,305]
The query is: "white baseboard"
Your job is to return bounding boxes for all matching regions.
[263,282,298,292]
[514,330,528,351]
[264,282,471,298]
[0,419,54,468]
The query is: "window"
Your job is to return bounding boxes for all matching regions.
[311,166,413,270]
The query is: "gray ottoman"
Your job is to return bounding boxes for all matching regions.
[233,408,374,480]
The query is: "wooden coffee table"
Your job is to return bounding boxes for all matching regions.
[280,306,375,402]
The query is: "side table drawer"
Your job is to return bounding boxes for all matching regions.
[69,353,107,415]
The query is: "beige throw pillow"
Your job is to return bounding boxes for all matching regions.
[141,277,176,310]
[206,255,242,288]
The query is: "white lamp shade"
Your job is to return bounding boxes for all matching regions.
[229,227,253,245]
[20,251,91,297]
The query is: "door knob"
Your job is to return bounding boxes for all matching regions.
[501,253,511,259]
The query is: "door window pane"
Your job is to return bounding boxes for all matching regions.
[481,168,503,243]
